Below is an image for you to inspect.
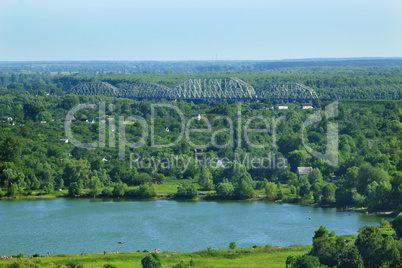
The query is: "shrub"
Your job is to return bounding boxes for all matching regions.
[65,263,83,268]
[229,241,237,250]
[104,264,118,268]
[141,254,162,268]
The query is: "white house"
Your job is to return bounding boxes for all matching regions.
[299,103,313,109]
[275,105,288,110]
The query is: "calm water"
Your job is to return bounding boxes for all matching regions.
[0,199,380,256]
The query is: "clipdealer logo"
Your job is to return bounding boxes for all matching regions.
[64,101,339,170]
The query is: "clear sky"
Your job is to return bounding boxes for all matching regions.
[0,0,401,61]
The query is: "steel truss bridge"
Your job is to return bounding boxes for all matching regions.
[68,78,319,100]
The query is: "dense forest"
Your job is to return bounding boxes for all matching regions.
[287,222,402,268]
[1,66,402,100]
[0,81,401,213]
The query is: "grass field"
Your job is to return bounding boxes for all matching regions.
[0,246,311,268]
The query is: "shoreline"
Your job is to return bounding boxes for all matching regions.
[0,245,313,268]
[0,194,397,217]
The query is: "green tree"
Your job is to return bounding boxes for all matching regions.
[321,183,337,204]
[313,226,328,241]
[89,176,102,196]
[0,135,22,165]
[68,182,80,197]
[339,245,364,268]
[216,180,234,198]
[289,185,297,195]
[391,214,402,238]
[356,162,389,194]
[229,241,237,250]
[234,180,254,199]
[175,184,198,199]
[355,226,384,268]
[7,183,19,197]
[288,150,307,172]
[63,159,91,187]
[113,182,128,197]
[199,166,212,185]
[299,182,311,200]
[138,183,156,198]
[307,168,323,185]
[41,181,54,194]
[293,254,321,268]
[23,101,44,121]
[141,253,162,268]
[343,166,359,188]
[265,182,277,200]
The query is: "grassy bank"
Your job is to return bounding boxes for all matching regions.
[0,246,311,268]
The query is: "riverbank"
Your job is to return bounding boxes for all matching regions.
[1,191,397,218]
[0,245,311,268]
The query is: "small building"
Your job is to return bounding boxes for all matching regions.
[299,103,313,109]
[216,159,226,168]
[2,116,13,122]
[60,139,69,143]
[60,115,76,122]
[297,167,313,179]
[275,105,288,110]
[88,119,95,124]
[40,121,47,124]
[192,114,202,120]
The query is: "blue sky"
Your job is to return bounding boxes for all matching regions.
[1,0,401,61]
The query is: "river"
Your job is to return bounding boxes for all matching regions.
[0,199,381,256]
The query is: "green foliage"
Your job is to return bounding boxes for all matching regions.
[391,214,402,238]
[0,78,401,209]
[307,168,322,185]
[175,184,197,199]
[292,254,321,268]
[89,176,102,196]
[265,182,278,200]
[65,262,84,268]
[339,245,364,268]
[68,182,80,197]
[229,241,237,250]
[313,226,328,241]
[321,183,337,204]
[172,260,191,268]
[356,162,390,195]
[0,135,22,165]
[216,180,234,198]
[112,182,128,197]
[141,253,162,268]
[234,180,254,199]
[355,226,385,268]
[42,181,54,194]
[103,264,118,268]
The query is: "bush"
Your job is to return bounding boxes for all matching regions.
[104,264,118,268]
[229,241,237,250]
[175,184,198,199]
[6,263,20,268]
[172,260,191,268]
[141,254,162,268]
[391,214,402,238]
[65,263,83,268]
[102,187,113,197]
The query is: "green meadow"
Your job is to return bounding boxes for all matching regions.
[0,246,311,268]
